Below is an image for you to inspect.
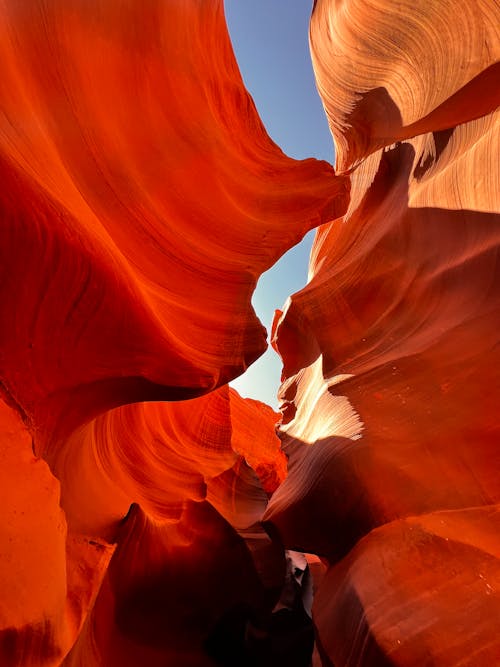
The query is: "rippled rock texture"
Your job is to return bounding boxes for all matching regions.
[0,0,499,665]
[266,0,500,664]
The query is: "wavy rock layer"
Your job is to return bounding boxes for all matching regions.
[0,386,289,666]
[0,0,344,664]
[310,0,500,173]
[0,0,347,450]
[48,387,285,540]
[0,400,114,666]
[0,0,499,665]
[266,0,500,664]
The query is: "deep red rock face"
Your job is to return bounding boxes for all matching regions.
[0,1,344,664]
[0,0,347,451]
[0,0,498,666]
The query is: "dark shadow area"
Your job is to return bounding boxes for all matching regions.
[205,603,314,667]
[205,600,314,667]
[206,552,314,666]
[413,127,455,180]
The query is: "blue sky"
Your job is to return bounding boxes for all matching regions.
[225,0,333,408]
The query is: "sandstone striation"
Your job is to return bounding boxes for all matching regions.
[0,0,346,450]
[0,0,342,663]
[0,0,498,665]
[265,0,500,664]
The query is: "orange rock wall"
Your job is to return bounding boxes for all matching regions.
[0,0,498,665]
[0,1,340,664]
[266,0,500,664]
[0,0,346,449]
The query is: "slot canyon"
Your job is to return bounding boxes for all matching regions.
[0,0,498,665]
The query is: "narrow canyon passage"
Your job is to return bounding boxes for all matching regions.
[0,1,498,666]
[225,0,334,410]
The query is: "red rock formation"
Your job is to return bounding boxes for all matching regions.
[265,1,500,664]
[0,0,345,664]
[310,0,500,173]
[0,385,289,665]
[0,0,499,665]
[46,387,285,540]
[0,0,347,451]
[64,501,282,667]
[0,400,114,665]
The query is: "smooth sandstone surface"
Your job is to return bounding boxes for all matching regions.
[0,0,338,663]
[0,401,114,666]
[265,0,500,664]
[310,0,500,172]
[0,0,346,450]
[0,0,499,665]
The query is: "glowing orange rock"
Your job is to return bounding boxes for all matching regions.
[0,0,345,664]
[0,400,113,665]
[1,0,498,664]
[1,383,287,665]
[46,387,284,540]
[0,0,347,450]
[265,1,500,664]
[310,0,500,173]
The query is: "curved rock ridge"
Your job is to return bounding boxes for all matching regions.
[310,0,500,173]
[47,387,285,541]
[49,389,294,665]
[0,0,347,664]
[1,0,498,665]
[314,508,500,666]
[0,0,348,448]
[0,385,291,666]
[265,1,500,664]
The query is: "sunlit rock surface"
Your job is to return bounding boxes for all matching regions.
[0,0,499,665]
[310,0,500,174]
[265,0,500,664]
